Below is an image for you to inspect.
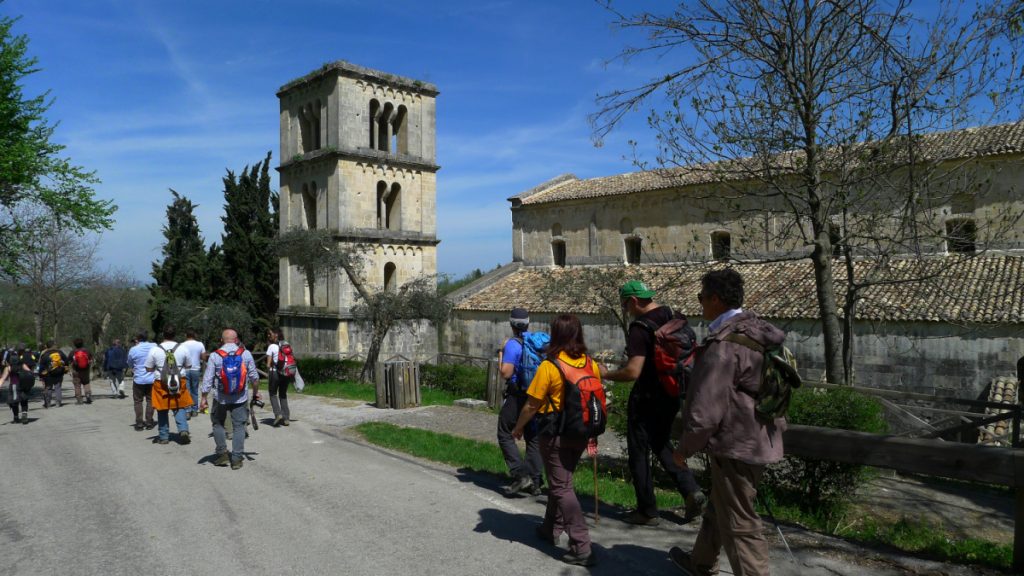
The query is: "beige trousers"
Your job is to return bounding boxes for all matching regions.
[691,455,770,576]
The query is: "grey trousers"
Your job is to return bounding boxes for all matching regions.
[497,391,542,485]
[212,401,248,461]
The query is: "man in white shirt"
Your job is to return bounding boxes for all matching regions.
[180,330,207,419]
[144,326,193,445]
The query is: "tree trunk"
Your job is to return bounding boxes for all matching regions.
[360,329,387,383]
[811,244,844,384]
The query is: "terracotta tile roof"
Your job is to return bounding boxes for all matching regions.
[454,254,1024,324]
[514,122,1024,206]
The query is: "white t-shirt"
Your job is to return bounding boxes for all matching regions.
[266,343,280,365]
[144,341,192,376]
[179,339,206,370]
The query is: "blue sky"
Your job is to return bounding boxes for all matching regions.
[6,0,670,281]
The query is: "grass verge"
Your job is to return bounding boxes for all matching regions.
[353,421,683,510]
[758,486,1012,570]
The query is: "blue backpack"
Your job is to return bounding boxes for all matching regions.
[514,331,550,393]
[215,348,247,395]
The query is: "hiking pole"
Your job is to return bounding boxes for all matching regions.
[757,493,795,562]
[588,437,599,524]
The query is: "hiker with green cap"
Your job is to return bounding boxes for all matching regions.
[603,280,706,526]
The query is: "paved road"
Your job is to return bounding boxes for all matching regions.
[0,394,997,576]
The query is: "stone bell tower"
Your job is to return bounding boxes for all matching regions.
[276,61,440,355]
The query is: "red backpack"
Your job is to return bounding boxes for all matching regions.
[276,341,297,377]
[552,356,607,439]
[73,349,90,370]
[632,309,697,397]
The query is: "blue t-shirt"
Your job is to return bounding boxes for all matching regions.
[127,342,156,385]
[501,338,523,387]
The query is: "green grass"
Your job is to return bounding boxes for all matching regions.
[353,421,683,509]
[301,379,482,407]
[757,488,1012,571]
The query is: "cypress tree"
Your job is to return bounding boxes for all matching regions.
[220,151,278,330]
[150,190,210,331]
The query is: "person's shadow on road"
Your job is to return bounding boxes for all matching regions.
[196,451,260,465]
[474,508,560,560]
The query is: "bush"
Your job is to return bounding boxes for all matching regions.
[421,363,488,399]
[763,386,887,513]
[296,357,363,384]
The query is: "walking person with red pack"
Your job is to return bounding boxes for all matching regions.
[265,327,296,427]
[603,280,706,526]
[199,328,259,470]
[70,338,94,405]
[512,314,606,568]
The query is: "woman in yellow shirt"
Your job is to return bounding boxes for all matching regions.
[512,314,600,567]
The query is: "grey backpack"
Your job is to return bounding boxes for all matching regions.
[159,343,185,395]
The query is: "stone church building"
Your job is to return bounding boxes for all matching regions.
[276,61,439,357]
[448,122,1024,400]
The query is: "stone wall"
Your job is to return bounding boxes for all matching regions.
[443,310,1024,399]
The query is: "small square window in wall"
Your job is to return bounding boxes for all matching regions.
[945,219,976,253]
[711,231,731,261]
[625,237,642,264]
[552,240,566,267]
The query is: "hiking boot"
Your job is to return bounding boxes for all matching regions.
[230,458,243,470]
[504,475,533,496]
[179,431,191,445]
[134,422,145,431]
[213,452,230,467]
[273,417,283,427]
[11,415,17,424]
[684,490,708,520]
[280,418,289,426]
[20,413,27,424]
[623,510,660,526]
[156,438,169,445]
[119,391,126,399]
[85,396,92,404]
[668,546,712,576]
[561,551,596,567]
[145,421,156,430]
[527,481,543,497]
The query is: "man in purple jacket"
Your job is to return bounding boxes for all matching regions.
[669,269,786,576]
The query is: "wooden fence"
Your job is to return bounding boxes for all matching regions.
[783,424,1024,571]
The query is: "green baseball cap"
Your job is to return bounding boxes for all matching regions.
[619,280,656,299]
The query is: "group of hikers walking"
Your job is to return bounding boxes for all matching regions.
[1,326,301,471]
[4,269,789,574]
[497,269,793,575]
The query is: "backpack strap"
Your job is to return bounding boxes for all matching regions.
[722,333,765,353]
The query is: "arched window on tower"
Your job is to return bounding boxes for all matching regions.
[384,262,397,292]
[378,102,394,153]
[369,99,380,149]
[313,99,322,150]
[385,183,401,230]
[393,105,407,155]
[376,181,387,229]
[302,182,317,230]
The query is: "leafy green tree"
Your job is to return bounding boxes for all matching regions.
[0,13,114,274]
[220,151,278,331]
